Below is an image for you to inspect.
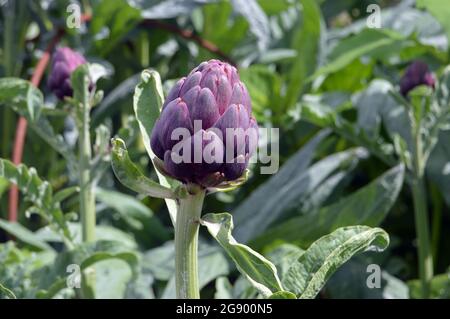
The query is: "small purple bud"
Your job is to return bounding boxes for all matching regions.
[150,60,258,187]
[400,61,436,96]
[48,47,87,100]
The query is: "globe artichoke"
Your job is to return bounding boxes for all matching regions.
[48,47,87,100]
[150,60,258,187]
[400,61,435,96]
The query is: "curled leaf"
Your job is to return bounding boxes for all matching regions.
[110,138,176,199]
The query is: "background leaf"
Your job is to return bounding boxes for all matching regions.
[252,164,404,249]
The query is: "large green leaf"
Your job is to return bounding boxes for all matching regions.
[96,188,170,243]
[266,244,304,281]
[34,223,137,250]
[0,219,53,251]
[134,0,215,19]
[326,259,409,299]
[283,226,389,299]
[233,133,368,243]
[200,1,248,57]
[133,69,179,225]
[408,272,450,299]
[230,0,270,51]
[90,0,141,55]
[0,242,55,299]
[312,29,404,80]
[0,77,42,121]
[417,0,450,50]
[29,116,78,173]
[201,213,283,297]
[0,78,77,171]
[36,240,139,298]
[300,99,397,166]
[0,158,72,242]
[283,0,322,109]
[427,131,450,206]
[94,259,134,299]
[110,138,176,199]
[0,283,16,299]
[92,73,141,125]
[252,164,404,249]
[239,65,282,119]
[232,130,330,242]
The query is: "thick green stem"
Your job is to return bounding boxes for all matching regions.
[79,97,95,243]
[75,71,96,299]
[175,186,205,299]
[430,182,442,265]
[411,125,433,298]
[411,177,433,298]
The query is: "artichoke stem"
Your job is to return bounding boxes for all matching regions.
[175,185,205,299]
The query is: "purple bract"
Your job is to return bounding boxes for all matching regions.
[150,60,258,187]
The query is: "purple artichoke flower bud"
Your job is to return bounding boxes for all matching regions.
[48,47,87,100]
[400,61,436,96]
[151,59,258,187]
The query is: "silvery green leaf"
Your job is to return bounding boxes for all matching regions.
[0,219,53,251]
[133,69,179,224]
[233,135,368,243]
[201,213,283,297]
[230,0,270,51]
[0,158,72,242]
[131,0,217,19]
[0,77,42,121]
[88,62,113,84]
[0,283,16,299]
[283,226,389,299]
[110,138,176,199]
[252,165,404,250]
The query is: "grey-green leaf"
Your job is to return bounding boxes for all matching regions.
[110,138,176,199]
[96,188,170,243]
[133,69,179,224]
[252,164,404,249]
[0,283,16,299]
[200,213,283,297]
[0,219,53,251]
[268,291,297,299]
[234,136,368,243]
[283,0,322,108]
[0,77,42,121]
[283,226,390,299]
[0,158,72,242]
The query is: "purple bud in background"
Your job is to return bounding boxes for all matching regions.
[151,59,258,187]
[400,61,436,96]
[48,47,87,100]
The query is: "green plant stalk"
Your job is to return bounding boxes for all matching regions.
[1,1,15,158]
[175,186,205,299]
[411,125,433,298]
[429,182,442,265]
[75,72,97,299]
[78,96,96,243]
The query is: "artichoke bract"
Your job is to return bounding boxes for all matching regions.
[400,61,435,96]
[151,60,258,187]
[48,47,87,100]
